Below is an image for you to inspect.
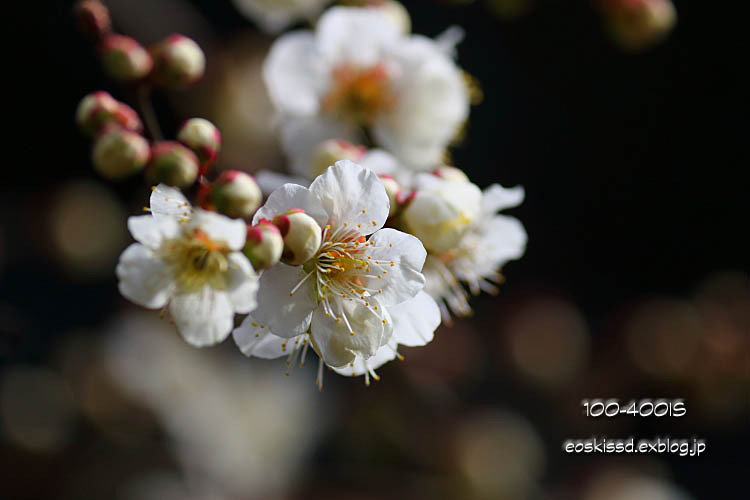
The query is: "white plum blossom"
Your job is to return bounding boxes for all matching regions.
[233,290,440,386]
[264,6,469,172]
[422,183,527,321]
[236,160,439,387]
[231,0,332,34]
[116,184,259,346]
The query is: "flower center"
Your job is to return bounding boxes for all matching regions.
[322,64,394,125]
[162,228,230,292]
[291,223,393,336]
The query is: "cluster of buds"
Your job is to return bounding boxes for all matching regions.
[76,89,222,186]
[76,91,149,179]
[241,208,327,271]
[596,0,677,51]
[75,0,205,89]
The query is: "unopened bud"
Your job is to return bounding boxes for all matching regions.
[74,0,111,39]
[177,118,221,164]
[152,34,206,89]
[146,141,199,188]
[311,139,366,178]
[272,209,323,266]
[402,180,482,253]
[600,0,677,51]
[207,170,262,219]
[76,91,142,137]
[379,174,401,217]
[243,221,284,270]
[432,165,469,183]
[99,34,153,82]
[92,127,150,180]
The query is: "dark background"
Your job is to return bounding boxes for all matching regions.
[2,0,747,498]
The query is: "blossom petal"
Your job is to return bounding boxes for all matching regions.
[389,291,440,347]
[169,287,234,347]
[189,209,247,251]
[481,184,525,215]
[116,243,173,309]
[316,7,399,67]
[479,215,528,264]
[310,300,386,367]
[150,184,192,223]
[374,35,468,170]
[364,228,426,306]
[252,183,328,228]
[232,315,304,359]
[308,160,389,234]
[127,214,179,249]
[331,338,398,377]
[226,252,259,314]
[253,263,315,337]
[279,115,362,178]
[263,32,325,116]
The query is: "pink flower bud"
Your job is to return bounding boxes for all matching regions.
[99,34,153,82]
[147,141,200,188]
[243,221,284,270]
[311,139,366,177]
[177,118,221,165]
[207,170,262,219]
[151,34,206,89]
[92,127,150,180]
[74,0,111,40]
[76,91,142,137]
[272,209,322,266]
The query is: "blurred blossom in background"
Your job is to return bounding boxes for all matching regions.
[2,0,746,499]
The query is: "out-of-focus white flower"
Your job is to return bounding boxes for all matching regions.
[105,312,328,498]
[231,0,332,34]
[264,6,469,171]
[116,185,258,346]
[238,161,437,387]
[422,183,526,321]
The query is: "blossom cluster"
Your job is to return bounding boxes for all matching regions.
[74,1,526,388]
